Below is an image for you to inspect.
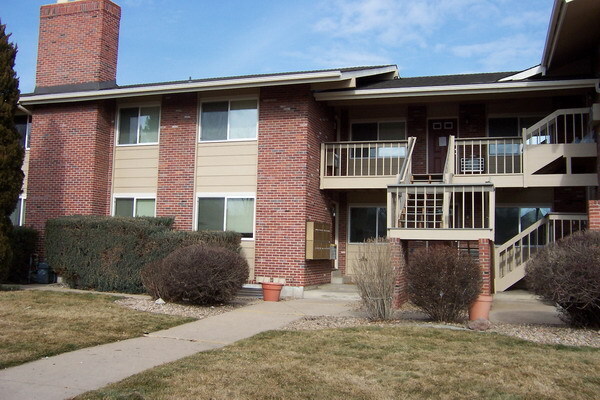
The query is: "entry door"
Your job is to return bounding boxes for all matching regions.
[428,119,457,173]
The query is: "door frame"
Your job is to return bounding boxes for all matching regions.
[426,117,458,174]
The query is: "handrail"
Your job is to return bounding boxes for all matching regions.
[397,136,416,184]
[523,108,591,145]
[322,139,408,145]
[322,140,409,178]
[454,136,523,175]
[495,215,548,254]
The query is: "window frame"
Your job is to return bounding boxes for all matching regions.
[487,114,544,138]
[14,115,31,150]
[112,194,157,217]
[116,104,161,147]
[198,97,259,143]
[10,196,25,226]
[349,119,407,159]
[195,192,256,240]
[348,204,387,244]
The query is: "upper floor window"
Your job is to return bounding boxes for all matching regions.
[113,196,156,217]
[200,99,258,141]
[118,106,160,145]
[14,115,31,149]
[488,116,541,138]
[351,121,406,141]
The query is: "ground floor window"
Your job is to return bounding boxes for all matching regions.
[495,206,550,245]
[10,197,24,226]
[349,206,386,243]
[114,197,156,217]
[197,196,255,238]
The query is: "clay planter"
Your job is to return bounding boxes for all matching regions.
[469,294,493,320]
[261,282,284,302]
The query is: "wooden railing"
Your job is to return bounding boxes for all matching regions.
[524,108,592,145]
[388,183,494,230]
[321,140,409,177]
[455,137,523,175]
[494,212,587,292]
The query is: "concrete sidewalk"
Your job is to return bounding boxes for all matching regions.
[0,298,358,400]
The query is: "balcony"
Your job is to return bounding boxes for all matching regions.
[387,183,495,241]
[320,139,414,189]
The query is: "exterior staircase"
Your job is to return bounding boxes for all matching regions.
[494,213,587,292]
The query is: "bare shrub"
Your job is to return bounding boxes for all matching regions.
[353,239,397,320]
[141,244,249,305]
[406,245,481,322]
[526,230,600,328]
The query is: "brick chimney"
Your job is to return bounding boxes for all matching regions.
[35,0,121,93]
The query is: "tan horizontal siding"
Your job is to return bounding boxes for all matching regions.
[113,145,159,193]
[241,241,255,281]
[196,141,257,192]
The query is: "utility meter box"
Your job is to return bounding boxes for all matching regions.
[306,221,332,260]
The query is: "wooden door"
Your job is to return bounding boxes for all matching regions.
[428,119,457,173]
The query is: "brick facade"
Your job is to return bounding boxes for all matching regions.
[587,200,600,231]
[407,106,427,174]
[390,238,408,307]
[156,93,198,230]
[36,0,121,89]
[255,85,335,287]
[458,104,486,138]
[27,101,114,236]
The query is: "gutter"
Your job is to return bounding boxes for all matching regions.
[314,79,598,101]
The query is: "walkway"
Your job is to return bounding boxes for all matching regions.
[0,298,357,400]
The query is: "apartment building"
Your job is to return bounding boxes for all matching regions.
[16,0,600,299]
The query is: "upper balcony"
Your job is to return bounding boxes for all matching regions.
[450,108,597,188]
[320,138,414,189]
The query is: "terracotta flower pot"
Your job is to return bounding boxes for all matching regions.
[469,294,493,321]
[261,282,284,302]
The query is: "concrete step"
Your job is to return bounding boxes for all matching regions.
[303,283,361,301]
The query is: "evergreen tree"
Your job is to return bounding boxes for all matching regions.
[0,21,24,281]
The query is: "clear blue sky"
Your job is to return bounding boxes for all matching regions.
[2,0,553,94]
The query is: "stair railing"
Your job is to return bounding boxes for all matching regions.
[523,108,592,145]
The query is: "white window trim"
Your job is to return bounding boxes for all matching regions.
[198,98,259,143]
[194,192,256,241]
[347,203,387,244]
[112,194,157,217]
[12,195,26,226]
[116,104,161,147]
[349,119,407,141]
[25,117,31,150]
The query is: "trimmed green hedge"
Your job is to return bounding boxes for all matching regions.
[45,216,241,293]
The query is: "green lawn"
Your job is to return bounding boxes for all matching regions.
[0,290,194,369]
[76,326,600,400]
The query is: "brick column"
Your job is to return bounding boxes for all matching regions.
[156,93,198,230]
[390,238,408,307]
[478,238,493,295]
[587,200,600,231]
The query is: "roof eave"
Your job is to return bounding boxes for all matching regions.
[19,66,398,106]
[314,79,599,101]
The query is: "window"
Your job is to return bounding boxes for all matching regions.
[117,106,160,145]
[10,198,25,226]
[113,197,156,217]
[14,115,31,149]
[495,206,550,245]
[351,122,406,158]
[488,116,542,137]
[200,99,258,141]
[349,206,387,243]
[197,196,255,238]
[352,121,406,141]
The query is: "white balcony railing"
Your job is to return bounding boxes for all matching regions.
[388,183,494,231]
[454,137,523,175]
[321,140,409,177]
